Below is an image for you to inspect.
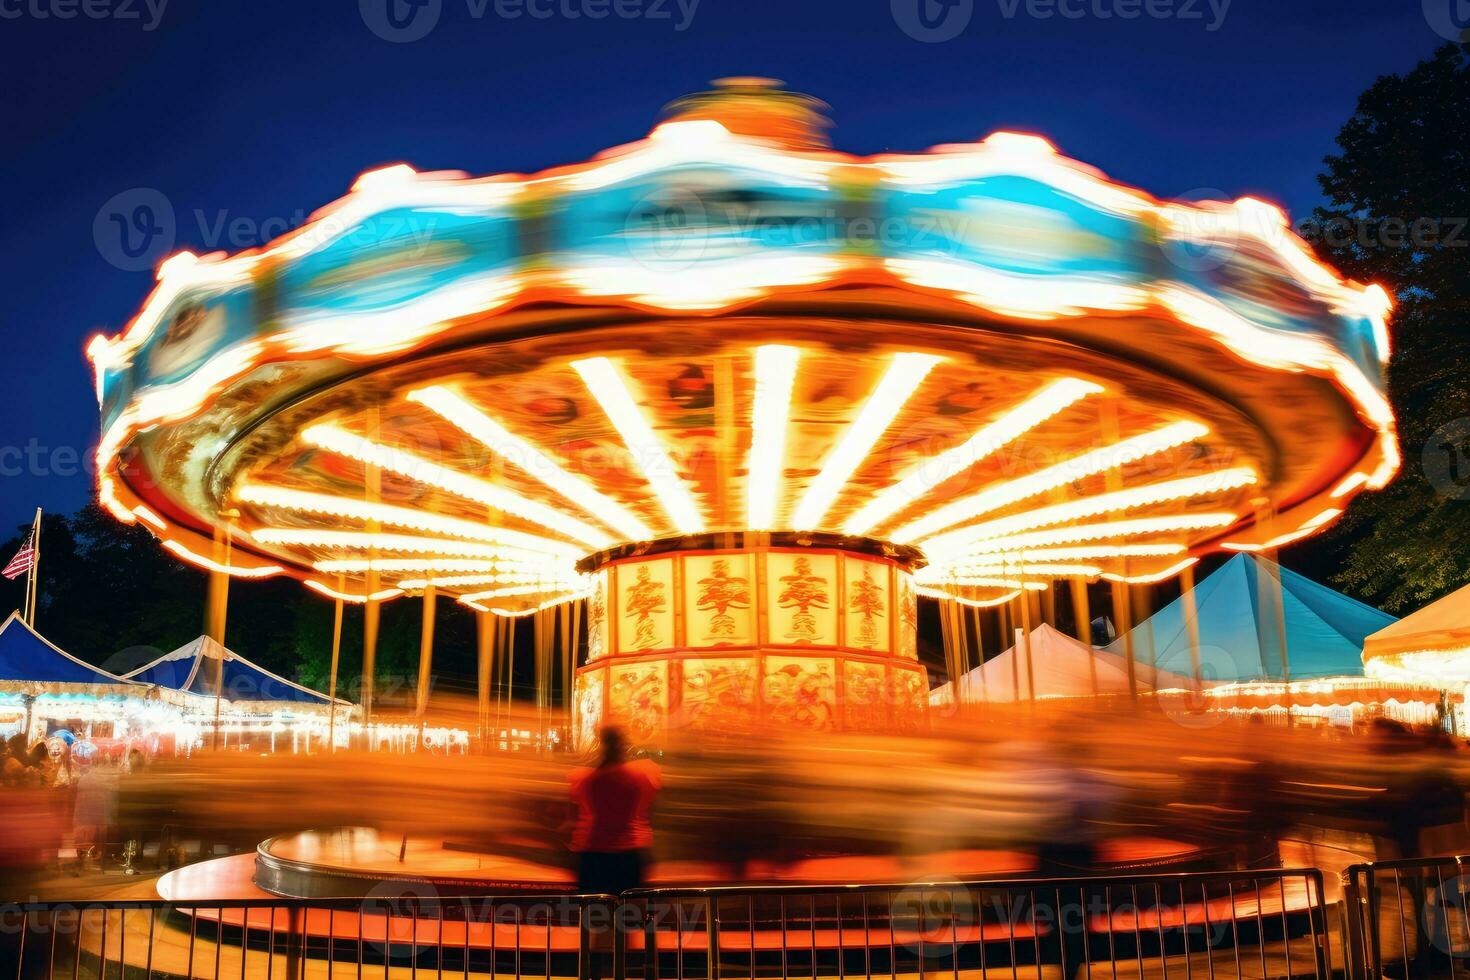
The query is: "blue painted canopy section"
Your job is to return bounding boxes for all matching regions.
[1105,555,1396,682]
[125,636,341,705]
[0,611,143,688]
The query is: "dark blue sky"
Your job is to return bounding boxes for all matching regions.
[0,0,1450,536]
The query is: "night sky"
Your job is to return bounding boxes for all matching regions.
[0,0,1450,535]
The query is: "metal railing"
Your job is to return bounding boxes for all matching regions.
[0,867,1335,980]
[1344,855,1470,980]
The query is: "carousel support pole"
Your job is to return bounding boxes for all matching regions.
[326,581,344,754]
[206,518,234,751]
[939,598,955,702]
[362,573,381,747]
[1131,575,1157,678]
[1041,582,1056,628]
[1254,498,1292,721]
[1111,580,1137,699]
[973,605,989,703]
[476,610,492,748]
[1019,588,1036,703]
[1180,563,1204,694]
[1071,579,1098,696]
[415,585,437,745]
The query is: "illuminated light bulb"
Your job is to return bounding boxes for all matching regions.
[408,385,654,541]
[921,468,1257,556]
[301,424,611,550]
[843,377,1103,536]
[891,419,1207,543]
[746,345,802,531]
[947,514,1238,556]
[570,357,705,535]
[791,351,943,530]
[162,540,283,579]
[236,485,581,557]
[304,580,405,604]
[1099,557,1199,585]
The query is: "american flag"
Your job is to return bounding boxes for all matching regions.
[2,531,35,580]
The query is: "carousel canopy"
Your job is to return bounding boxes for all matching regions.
[932,622,1192,704]
[1106,554,1395,683]
[125,635,346,706]
[1362,580,1470,685]
[0,610,149,695]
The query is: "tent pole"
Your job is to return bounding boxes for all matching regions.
[1180,563,1204,695]
[25,508,41,628]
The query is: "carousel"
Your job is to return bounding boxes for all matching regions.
[88,79,1396,756]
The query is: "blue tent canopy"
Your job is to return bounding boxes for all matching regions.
[126,636,344,706]
[0,610,146,693]
[1105,554,1396,683]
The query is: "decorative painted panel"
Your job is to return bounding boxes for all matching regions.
[843,556,891,653]
[842,660,889,730]
[763,656,836,731]
[680,657,758,732]
[616,558,675,653]
[684,554,755,647]
[574,667,605,751]
[767,553,838,646]
[607,660,668,744]
[586,570,609,662]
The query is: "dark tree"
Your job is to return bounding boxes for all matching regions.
[1295,42,1470,611]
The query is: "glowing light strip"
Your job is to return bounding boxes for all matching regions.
[570,357,704,535]
[747,345,802,531]
[304,580,405,604]
[951,514,1238,553]
[893,420,1209,544]
[915,586,1025,609]
[407,385,654,541]
[162,541,284,579]
[922,468,1257,557]
[313,558,581,576]
[484,592,589,617]
[458,582,582,602]
[920,564,1102,582]
[301,425,610,550]
[248,528,570,566]
[1100,558,1199,585]
[236,484,581,558]
[937,543,1185,568]
[1221,508,1344,552]
[843,378,1103,536]
[918,577,1051,591]
[791,352,943,530]
[397,574,570,590]
[131,505,166,530]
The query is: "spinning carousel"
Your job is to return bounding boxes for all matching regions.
[89,79,1396,751]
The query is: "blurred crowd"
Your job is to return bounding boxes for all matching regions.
[2,700,1469,894]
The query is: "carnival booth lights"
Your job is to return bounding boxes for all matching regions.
[88,80,1397,745]
[126,635,355,752]
[1362,582,1470,733]
[0,610,187,750]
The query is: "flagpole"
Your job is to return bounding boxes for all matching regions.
[25,508,40,629]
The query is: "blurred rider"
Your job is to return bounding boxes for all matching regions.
[568,726,661,894]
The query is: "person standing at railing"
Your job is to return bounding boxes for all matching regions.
[568,725,662,894]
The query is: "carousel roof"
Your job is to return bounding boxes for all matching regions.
[1362,580,1470,685]
[1106,554,1396,682]
[0,611,148,695]
[125,635,346,706]
[88,81,1397,614]
[931,622,1192,704]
